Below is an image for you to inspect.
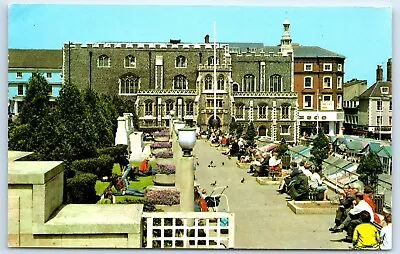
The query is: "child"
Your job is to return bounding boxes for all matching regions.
[352,210,380,249]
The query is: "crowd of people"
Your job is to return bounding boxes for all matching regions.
[327,182,392,249]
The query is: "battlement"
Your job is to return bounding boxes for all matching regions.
[232,50,292,59]
[63,42,230,51]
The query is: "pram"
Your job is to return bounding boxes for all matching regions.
[204,186,229,212]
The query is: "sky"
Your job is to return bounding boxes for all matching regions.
[8,4,392,86]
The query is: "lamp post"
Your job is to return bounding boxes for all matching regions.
[177,127,197,221]
[169,110,175,140]
[173,121,186,189]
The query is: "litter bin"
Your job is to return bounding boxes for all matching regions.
[374,193,385,214]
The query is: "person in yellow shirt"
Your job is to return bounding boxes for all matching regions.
[352,210,380,249]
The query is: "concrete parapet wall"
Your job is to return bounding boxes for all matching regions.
[8,151,144,248]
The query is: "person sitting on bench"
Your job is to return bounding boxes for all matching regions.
[268,152,281,172]
[309,166,328,201]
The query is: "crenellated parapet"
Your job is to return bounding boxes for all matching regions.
[63,42,230,51]
[137,89,197,96]
[233,91,298,98]
[231,51,293,61]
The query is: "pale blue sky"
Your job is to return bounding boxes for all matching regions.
[8,4,392,86]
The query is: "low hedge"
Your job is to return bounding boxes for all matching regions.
[66,171,99,204]
[97,144,128,160]
[71,154,114,179]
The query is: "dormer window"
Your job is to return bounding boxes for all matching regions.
[381,87,389,94]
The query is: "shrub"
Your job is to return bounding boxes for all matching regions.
[154,150,173,158]
[150,142,172,148]
[71,154,114,178]
[66,172,99,204]
[153,130,170,137]
[153,164,176,174]
[145,189,180,205]
[97,144,128,160]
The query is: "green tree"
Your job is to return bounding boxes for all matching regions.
[229,117,238,134]
[275,138,289,157]
[245,121,257,145]
[8,73,54,155]
[357,152,383,193]
[83,88,114,149]
[52,82,98,161]
[310,132,330,169]
[236,124,244,137]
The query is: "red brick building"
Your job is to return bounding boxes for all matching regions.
[293,46,345,136]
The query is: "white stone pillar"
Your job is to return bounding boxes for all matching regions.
[129,132,144,161]
[179,154,194,225]
[115,116,128,145]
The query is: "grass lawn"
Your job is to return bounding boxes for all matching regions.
[95,161,157,203]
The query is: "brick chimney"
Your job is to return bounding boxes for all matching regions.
[204,34,210,43]
[376,65,383,82]
[387,58,392,82]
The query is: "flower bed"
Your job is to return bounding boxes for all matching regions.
[153,130,170,137]
[154,150,173,158]
[145,188,180,205]
[153,164,175,174]
[150,142,172,149]
[153,130,170,142]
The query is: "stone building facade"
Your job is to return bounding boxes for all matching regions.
[63,21,299,143]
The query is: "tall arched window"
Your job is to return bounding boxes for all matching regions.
[244,74,255,92]
[124,55,136,68]
[217,75,224,90]
[269,74,282,92]
[235,103,245,119]
[144,100,153,116]
[165,100,174,115]
[176,56,187,68]
[258,104,267,119]
[120,75,139,94]
[185,100,194,115]
[204,75,213,90]
[281,104,290,120]
[232,83,239,92]
[98,55,110,67]
[207,56,219,66]
[173,75,187,89]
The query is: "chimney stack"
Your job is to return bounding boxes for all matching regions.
[204,34,210,43]
[376,65,383,82]
[387,58,392,82]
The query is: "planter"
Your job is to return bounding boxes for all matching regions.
[154,136,170,142]
[155,158,174,165]
[152,173,176,186]
[287,200,338,214]
[151,147,171,155]
[236,162,252,169]
[256,177,281,185]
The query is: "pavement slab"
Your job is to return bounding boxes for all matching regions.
[193,139,351,250]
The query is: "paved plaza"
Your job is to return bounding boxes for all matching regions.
[193,139,351,250]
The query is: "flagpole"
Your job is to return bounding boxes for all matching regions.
[213,22,217,123]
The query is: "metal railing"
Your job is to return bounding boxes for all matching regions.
[142,212,235,249]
